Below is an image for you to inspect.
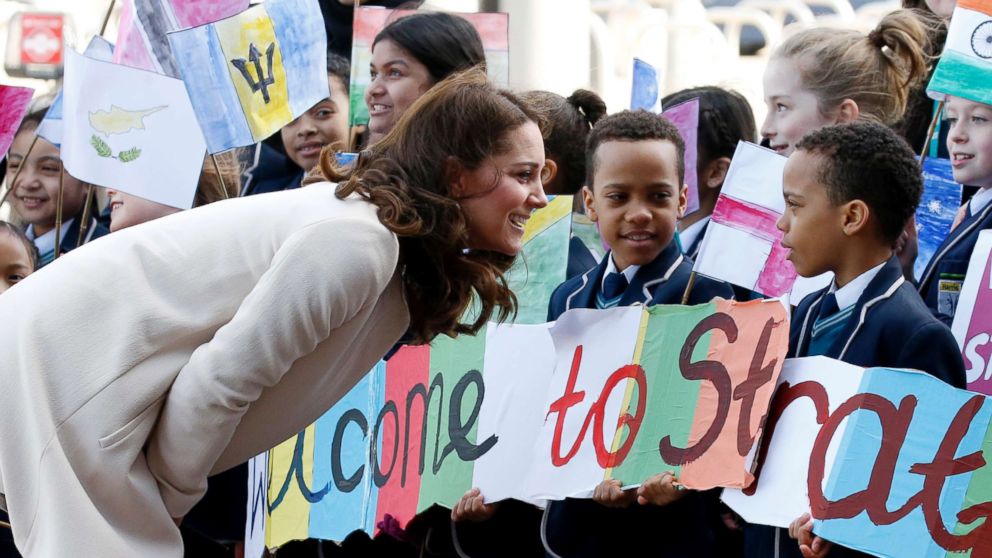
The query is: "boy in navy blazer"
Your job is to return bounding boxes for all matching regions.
[542,110,732,558]
[917,95,992,321]
[745,123,966,558]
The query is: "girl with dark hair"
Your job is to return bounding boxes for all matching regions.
[661,86,757,259]
[365,11,486,144]
[0,69,548,558]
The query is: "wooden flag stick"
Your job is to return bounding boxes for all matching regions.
[681,270,697,305]
[54,164,66,259]
[1,134,39,207]
[76,184,96,248]
[99,0,117,37]
[211,153,230,199]
[919,100,944,166]
[0,519,10,529]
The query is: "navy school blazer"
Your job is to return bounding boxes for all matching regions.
[917,198,992,321]
[792,256,965,388]
[546,239,734,321]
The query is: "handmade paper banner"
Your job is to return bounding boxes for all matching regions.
[349,7,509,127]
[36,37,115,148]
[114,0,247,77]
[526,299,789,499]
[0,85,33,159]
[927,0,992,105]
[723,357,866,528]
[169,0,328,153]
[915,158,963,279]
[693,141,831,302]
[952,230,992,395]
[256,297,788,549]
[662,98,700,214]
[630,58,661,113]
[724,359,992,558]
[61,48,206,209]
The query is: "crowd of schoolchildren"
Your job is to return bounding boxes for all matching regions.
[1,0,989,555]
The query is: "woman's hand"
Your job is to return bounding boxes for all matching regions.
[592,479,638,508]
[451,488,498,522]
[636,471,684,507]
[789,513,833,558]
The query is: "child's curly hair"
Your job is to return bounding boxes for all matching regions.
[585,110,686,187]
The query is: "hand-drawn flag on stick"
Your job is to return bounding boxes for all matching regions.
[0,85,33,160]
[349,7,509,127]
[114,0,248,77]
[168,0,328,153]
[61,48,206,209]
[630,58,661,112]
[37,37,115,148]
[693,141,831,301]
[915,158,963,279]
[662,99,700,214]
[927,0,992,105]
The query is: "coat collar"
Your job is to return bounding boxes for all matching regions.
[919,199,992,288]
[564,239,683,311]
[796,256,905,359]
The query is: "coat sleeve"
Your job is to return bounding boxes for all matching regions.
[146,218,398,518]
[896,322,967,389]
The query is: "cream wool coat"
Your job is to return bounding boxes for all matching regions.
[0,182,410,557]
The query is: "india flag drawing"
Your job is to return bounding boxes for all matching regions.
[167,0,328,152]
[928,0,992,105]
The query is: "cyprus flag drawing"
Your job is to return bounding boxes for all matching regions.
[928,0,992,105]
[61,48,207,210]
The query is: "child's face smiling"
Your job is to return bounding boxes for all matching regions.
[946,96,992,189]
[0,232,33,294]
[583,139,687,271]
[777,150,846,277]
[281,74,350,171]
[5,128,86,236]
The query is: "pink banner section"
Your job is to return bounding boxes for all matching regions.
[964,251,992,394]
[171,0,247,29]
[0,86,34,158]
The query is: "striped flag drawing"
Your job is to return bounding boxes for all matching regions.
[167,0,328,153]
[928,0,992,105]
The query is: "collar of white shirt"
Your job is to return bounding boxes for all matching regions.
[970,187,992,216]
[26,219,76,256]
[828,260,887,311]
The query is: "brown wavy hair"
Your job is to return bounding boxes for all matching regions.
[311,68,543,344]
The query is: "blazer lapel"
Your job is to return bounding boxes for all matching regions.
[830,257,905,359]
[919,201,992,289]
[621,240,682,305]
[566,256,608,311]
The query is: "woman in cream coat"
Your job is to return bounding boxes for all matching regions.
[0,70,549,557]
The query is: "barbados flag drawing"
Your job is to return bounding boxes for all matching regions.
[928,0,992,105]
[167,0,327,153]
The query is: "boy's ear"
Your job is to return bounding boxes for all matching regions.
[841,199,871,236]
[677,183,689,218]
[701,157,731,190]
[835,99,860,124]
[581,185,598,222]
[446,156,467,197]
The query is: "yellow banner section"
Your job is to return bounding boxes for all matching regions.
[215,7,292,142]
[267,425,316,548]
[521,195,572,245]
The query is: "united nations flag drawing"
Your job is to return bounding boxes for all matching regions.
[928,0,992,105]
[167,0,328,153]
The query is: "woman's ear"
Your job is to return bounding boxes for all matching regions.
[835,99,860,124]
[541,159,558,192]
[446,156,466,198]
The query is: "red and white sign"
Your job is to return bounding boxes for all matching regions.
[19,13,64,65]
